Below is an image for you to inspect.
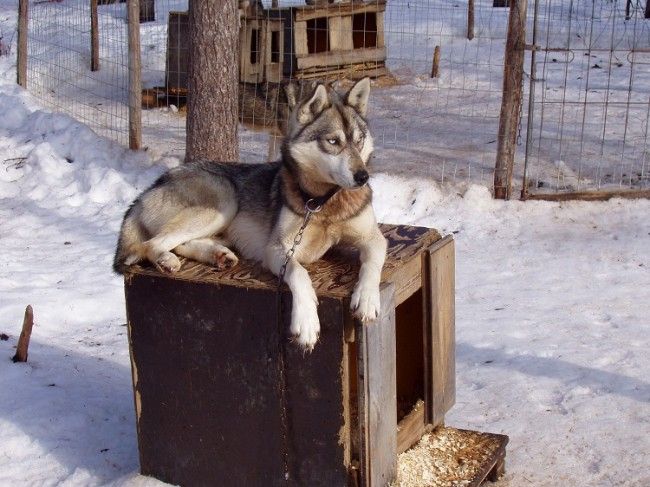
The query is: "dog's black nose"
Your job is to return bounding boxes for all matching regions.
[354,170,369,186]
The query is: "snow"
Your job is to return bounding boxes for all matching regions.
[0,1,649,486]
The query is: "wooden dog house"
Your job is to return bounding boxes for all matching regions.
[162,1,388,97]
[270,0,388,80]
[124,225,456,485]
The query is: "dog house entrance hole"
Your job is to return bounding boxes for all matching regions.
[396,288,426,422]
[346,286,426,463]
[352,12,377,49]
[307,17,329,54]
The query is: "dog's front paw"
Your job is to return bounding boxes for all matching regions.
[213,248,239,270]
[290,303,320,352]
[156,252,181,273]
[350,284,381,323]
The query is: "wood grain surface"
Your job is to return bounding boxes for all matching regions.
[126,224,441,299]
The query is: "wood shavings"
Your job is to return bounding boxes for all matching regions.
[392,427,504,487]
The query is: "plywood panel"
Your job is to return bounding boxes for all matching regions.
[294,20,309,56]
[358,283,397,486]
[330,15,354,51]
[425,235,456,426]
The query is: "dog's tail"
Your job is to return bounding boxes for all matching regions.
[113,206,147,274]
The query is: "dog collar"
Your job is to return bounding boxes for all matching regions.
[298,185,340,212]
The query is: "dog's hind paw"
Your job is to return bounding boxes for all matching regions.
[213,248,239,270]
[156,252,181,273]
[290,304,320,352]
[350,284,381,323]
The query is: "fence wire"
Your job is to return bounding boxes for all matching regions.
[522,0,650,195]
[23,0,513,188]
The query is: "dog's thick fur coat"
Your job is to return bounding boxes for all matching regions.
[114,78,387,350]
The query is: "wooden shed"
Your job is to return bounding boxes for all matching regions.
[270,0,388,80]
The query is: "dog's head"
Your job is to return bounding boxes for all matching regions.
[282,78,374,190]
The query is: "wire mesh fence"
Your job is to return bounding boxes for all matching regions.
[522,0,650,197]
[23,0,513,188]
[20,0,650,197]
[27,0,130,146]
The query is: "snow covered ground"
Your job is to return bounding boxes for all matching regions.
[1,1,649,486]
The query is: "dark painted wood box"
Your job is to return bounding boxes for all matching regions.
[123,224,455,486]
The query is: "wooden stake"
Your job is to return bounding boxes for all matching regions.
[127,0,142,150]
[467,0,475,41]
[17,0,28,87]
[494,0,526,199]
[12,305,33,363]
[431,45,441,78]
[91,0,99,72]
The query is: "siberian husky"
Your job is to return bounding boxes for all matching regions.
[114,78,387,350]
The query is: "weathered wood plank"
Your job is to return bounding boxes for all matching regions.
[425,235,456,427]
[523,188,650,202]
[294,20,309,56]
[358,283,397,486]
[396,400,428,454]
[126,225,441,300]
[296,47,386,70]
[295,1,386,22]
[329,15,353,51]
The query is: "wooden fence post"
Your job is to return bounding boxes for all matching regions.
[127,0,142,150]
[431,45,441,78]
[17,0,28,87]
[91,0,99,71]
[467,0,474,41]
[494,0,527,199]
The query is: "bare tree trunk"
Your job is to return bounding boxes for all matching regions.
[494,0,527,199]
[186,0,239,163]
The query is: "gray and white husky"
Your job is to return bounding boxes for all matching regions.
[114,78,387,350]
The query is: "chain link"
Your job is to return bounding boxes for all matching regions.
[278,199,322,285]
[275,198,322,483]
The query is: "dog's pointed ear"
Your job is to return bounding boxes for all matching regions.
[297,84,329,124]
[346,77,371,116]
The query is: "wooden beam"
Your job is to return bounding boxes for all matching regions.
[523,188,650,202]
[17,0,28,87]
[425,236,456,427]
[358,283,397,486]
[295,1,386,22]
[296,47,386,70]
[494,0,527,199]
[127,0,142,150]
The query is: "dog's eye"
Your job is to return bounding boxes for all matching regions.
[327,138,339,146]
[355,135,365,147]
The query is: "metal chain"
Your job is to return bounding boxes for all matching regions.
[278,199,323,285]
[275,198,322,483]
